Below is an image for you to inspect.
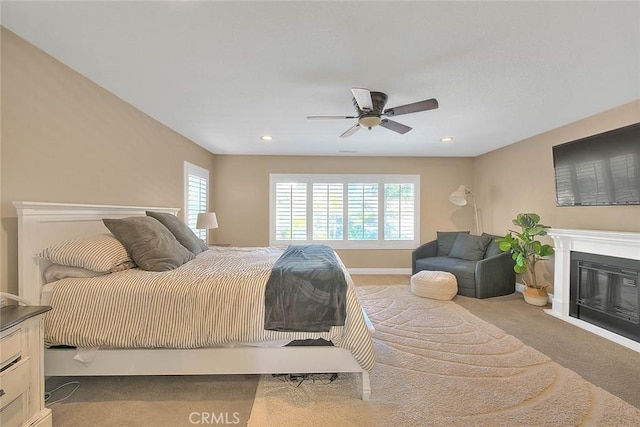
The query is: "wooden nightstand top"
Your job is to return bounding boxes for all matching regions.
[1,306,51,332]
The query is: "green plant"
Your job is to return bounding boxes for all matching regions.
[496,213,555,289]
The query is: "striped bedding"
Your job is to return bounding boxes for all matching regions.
[44,246,375,371]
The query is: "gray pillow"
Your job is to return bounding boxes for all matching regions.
[103,216,195,272]
[449,234,493,261]
[482,233,503,258]
[436,231,470,256]
[146,211,208,255]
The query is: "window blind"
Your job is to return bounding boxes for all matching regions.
[275,182,307,240]
[184,162,209,240]
[270,174,419,249]
[312,183,344,240]
[384,183,415,240]
[347,183,378,240]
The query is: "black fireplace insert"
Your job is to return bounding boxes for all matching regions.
[570,251,640,342]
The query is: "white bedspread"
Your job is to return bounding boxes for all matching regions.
[45,246,375,371]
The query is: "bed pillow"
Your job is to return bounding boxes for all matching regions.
[436,231,470,256]
[103,216,195,271]
[145,211,208,255]
[37,234,133,272]
[44,264,108,283]
[448,233,493,261]
[42,261,137,283]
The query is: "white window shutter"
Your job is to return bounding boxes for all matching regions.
[275,182,307,240]
[270,174,419,249]
[312,183,344,240]
[184,162,209,240]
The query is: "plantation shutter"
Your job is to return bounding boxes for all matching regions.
[347,183,378,240]
[312,183,344,240]
[384,183,415,240]
[184,162,209,240]
[275,182,307,240]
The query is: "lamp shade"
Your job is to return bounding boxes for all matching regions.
[196,212,218,229]
[449,185,469,206]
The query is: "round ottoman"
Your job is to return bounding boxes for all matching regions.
[411,271,458,300]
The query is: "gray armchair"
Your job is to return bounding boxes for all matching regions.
[412,231,516,299]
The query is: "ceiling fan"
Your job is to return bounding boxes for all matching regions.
[307,88,438,138]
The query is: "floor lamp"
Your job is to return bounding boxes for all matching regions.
[449,185,482,234]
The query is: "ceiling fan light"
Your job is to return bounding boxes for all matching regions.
[358,115,382,129]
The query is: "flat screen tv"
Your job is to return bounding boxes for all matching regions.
[552,122,640,206]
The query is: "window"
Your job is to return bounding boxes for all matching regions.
[347,183,378,241]
[275,182,307,240]
[270,174,419,249]
[313,183,343,240]
[184,161,209,240]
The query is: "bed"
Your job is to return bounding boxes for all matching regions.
[14,201,374,399]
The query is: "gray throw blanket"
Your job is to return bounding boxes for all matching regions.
[264,244,347,332]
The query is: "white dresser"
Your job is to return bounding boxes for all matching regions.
[1,306,52,427]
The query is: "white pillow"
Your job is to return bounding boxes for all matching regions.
[42,261,137,283]
[38,234,133,272]
[43,264,107,283]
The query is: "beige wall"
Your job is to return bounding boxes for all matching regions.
[0,27,216,294]
[474,100,640,290]
[3,25,637,297]
[210,155,475,269]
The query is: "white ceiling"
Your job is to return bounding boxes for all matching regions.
[2,1,639,157]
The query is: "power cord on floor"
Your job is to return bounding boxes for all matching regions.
[45,381,80,406]
[272,373,338,387]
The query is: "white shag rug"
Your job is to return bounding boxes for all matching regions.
[248,285,640,426]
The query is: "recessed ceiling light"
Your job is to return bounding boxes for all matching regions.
[261,135,273,141]
[440,136,454,142]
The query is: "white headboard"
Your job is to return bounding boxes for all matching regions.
[14,201,180,305]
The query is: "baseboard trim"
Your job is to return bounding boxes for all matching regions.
[347,268,412,275]
[515,282,554,303]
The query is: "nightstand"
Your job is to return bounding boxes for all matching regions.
[1,305,52,427]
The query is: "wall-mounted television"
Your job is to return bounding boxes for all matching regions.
[552,122,640,206]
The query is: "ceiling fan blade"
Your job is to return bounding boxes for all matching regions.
[384,98,439,117]
[340,123,361,138]
[307,115,357,120]
[379,119,412,134]
[351,88,373,111]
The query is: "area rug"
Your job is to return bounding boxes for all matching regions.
[248,285,640,426]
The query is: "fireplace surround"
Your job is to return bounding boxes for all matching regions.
[547,228,640,353]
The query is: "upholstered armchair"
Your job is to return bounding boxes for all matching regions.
[411,231,516,299]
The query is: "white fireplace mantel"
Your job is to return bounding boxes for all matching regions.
[546,228,640,352]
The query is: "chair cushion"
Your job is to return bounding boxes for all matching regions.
[411,271,458,300]
[449,234,492,261]
[436,231,470,256]
[482,233,503,258]
[415,257,477,292]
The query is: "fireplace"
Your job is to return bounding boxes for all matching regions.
[547,228,640,353]
[569,251,640,342]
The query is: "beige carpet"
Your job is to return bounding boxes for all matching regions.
[248,285,640,426]
[48,374,258,426]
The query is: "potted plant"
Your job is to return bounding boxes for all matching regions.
[496,213,555,306]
